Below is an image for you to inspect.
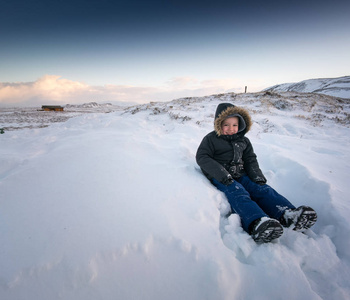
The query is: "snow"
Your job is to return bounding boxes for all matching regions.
[264,75,350,99]
[1,92,350,300]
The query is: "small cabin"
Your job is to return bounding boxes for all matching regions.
[42,105,64,112]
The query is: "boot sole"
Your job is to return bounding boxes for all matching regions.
[252,219,284,243]
[293,206,317,232]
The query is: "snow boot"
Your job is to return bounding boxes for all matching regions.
[249,217,284,243]
[280,206,317,232]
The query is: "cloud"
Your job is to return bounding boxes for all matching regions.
[165,77,199,89]
[0,75,266,107]
[0,75,89,106]
[0,75,156,106]
[164,77,267,94]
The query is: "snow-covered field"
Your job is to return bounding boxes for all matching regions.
[1,91,350,299]
[0,102,123,131]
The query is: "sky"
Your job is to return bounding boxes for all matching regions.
[1,0,350,106]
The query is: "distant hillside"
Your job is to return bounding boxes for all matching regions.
[264,76,350,99]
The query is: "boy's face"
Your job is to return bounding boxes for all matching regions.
[221,117,239,135]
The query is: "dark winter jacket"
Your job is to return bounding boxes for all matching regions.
[196,103,267,184]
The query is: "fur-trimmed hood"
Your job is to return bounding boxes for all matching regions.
[214,103,252,136]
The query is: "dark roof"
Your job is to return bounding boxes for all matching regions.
[42,105,64,108]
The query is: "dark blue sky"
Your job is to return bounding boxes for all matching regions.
[1,0,349,105]
[3,0,346,40]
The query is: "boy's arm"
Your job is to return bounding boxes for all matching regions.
[242,138,267,184]
[196,135,232,184]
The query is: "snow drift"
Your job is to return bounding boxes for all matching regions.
[1,91,350,299]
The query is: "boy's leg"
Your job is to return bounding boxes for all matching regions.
[237,175,296,220]
[211,178,267,232]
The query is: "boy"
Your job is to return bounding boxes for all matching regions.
[196,103,317,243]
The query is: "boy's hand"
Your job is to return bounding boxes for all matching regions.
[222,174,234,185]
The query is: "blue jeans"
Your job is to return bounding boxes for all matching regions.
[212,175,295,232]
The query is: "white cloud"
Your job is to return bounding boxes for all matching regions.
[0,75,267,107]
[0,75,89,106]
[165,77,199,89]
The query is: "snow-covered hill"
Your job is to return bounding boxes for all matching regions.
[264,75,350,99]
[1,92,350,299]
